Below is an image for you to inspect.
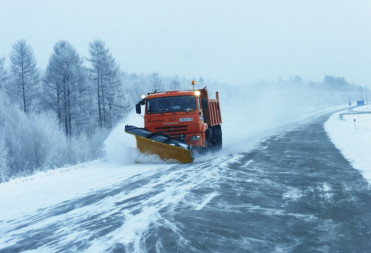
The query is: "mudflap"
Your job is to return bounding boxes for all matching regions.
[125,125,194,163]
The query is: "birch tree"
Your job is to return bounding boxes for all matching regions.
[88,40,128,128]
[44,41,87,137]
[10,40,39,113]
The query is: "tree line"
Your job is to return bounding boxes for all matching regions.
[1,39,366,182]
[0,39,197,182]
[3,39,132,136]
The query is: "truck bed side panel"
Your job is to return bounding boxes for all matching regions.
[208,99,222,127]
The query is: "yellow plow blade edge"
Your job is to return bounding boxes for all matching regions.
[134,135,193,163]
[125,125,193,163]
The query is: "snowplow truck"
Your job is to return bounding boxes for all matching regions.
[125,85,222,163]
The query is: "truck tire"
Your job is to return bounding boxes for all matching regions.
[195,131,209,154]
[212,125,222,150]
[205,130,211,150]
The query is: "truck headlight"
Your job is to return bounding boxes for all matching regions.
[190,135,201,141]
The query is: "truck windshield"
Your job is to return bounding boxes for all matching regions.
[146,96,196,114]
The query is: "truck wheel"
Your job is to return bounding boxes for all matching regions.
[195,132,209,154]
[212,125,222,150]
[205,131,211,150]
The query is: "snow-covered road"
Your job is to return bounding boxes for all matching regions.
[1,110,371,252]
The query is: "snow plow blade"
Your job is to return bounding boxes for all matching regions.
[125,125,194,163]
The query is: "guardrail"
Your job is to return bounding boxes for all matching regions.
[339,111,371,120]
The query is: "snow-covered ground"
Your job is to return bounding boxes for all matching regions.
[0,161,168,221]
[2,104,370,252]
[325,104,371,184]
[0,110,167,221]
[6,104,371,252]
[0,105,345,222]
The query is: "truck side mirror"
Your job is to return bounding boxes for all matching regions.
[136,103,141,114]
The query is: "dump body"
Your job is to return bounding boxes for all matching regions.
[199,89,222,128]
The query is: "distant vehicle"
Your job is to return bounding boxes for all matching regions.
[357,100,365,106]
[125,81,222,163]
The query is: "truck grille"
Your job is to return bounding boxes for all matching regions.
[155,125,188,134]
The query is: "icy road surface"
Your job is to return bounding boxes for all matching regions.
[1,113,371,252]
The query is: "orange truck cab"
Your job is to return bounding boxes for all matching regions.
[136,88,222,150]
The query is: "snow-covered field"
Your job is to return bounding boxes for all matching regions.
[325,104,371,184]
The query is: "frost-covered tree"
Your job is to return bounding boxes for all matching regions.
[124,73,151,102]
[171,75,181,90]
[0,128,8,182]
[10,40,39,113]
[151,72,163,92]
[0,91,9,182]
[0,94,67,180]
[88,40,129,128]
[198,76,205,87]
[323,75,348,89]
[0,86,108,182]
[44,41,88,137]
[0,57,8,90]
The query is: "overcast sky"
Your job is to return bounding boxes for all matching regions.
[1,0,370,87]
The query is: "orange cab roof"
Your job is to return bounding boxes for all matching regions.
[146,90,196,99]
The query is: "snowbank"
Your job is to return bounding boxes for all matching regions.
[104,110,164,164]
[0,161,165,221]
[325,104,371,184]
